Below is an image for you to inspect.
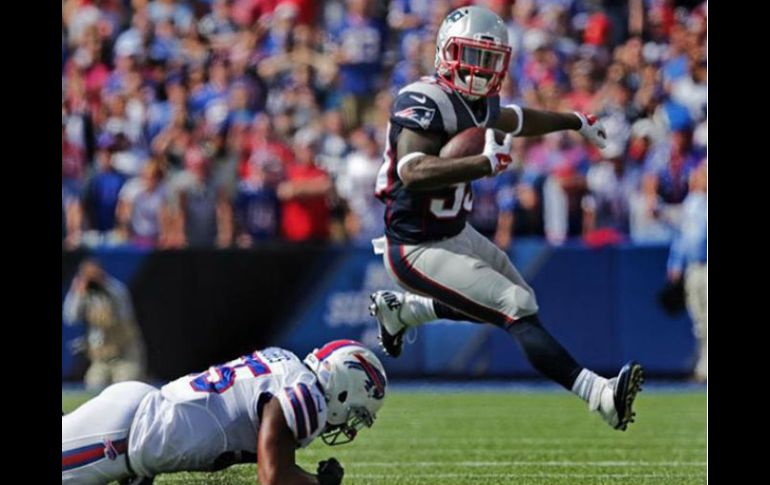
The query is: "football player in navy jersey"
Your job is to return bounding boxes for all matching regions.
[371,5,644,432]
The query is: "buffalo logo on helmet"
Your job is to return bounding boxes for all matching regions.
[345,353,386,400]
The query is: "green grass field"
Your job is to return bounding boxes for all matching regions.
[63,388,706,485]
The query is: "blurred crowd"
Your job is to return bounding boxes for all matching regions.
[62,0,707,250]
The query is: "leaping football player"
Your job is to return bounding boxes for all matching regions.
[370,5,643,431]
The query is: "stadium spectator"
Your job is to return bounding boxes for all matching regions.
[63,258,147,391]
[116,157,171,248]
[327,0,387,129]
[171,146,233,248]
[233,160,281,246]
[564,60,596,113]
[582,149,641,238]
[654,129,699,204]
[278,129,333,242]
[81,133,128,243]
[336,127,384,244]
[629,172,675,244]
[316,109,352,179]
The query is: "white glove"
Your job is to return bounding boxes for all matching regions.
[482,129,513,174]
[574,112,607,149]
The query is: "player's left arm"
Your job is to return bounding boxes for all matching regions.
[494,107,607,148]
[257,398,343,485]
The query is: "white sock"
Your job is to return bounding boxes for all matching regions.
[400,293,438,326]
[571,369,608,411]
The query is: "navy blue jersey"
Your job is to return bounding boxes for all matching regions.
[375,76,501,244]
[234,180,280,241]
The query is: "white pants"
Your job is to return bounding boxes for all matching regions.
[62,381,157,484]
[382,224,539,326]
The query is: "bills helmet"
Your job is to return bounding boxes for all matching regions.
[304,340,388,445]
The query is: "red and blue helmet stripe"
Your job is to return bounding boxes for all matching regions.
[314,340,363,361]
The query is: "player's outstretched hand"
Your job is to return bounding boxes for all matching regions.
[317,457,344,485]
[482,128,513,174]
[574,112,607,149]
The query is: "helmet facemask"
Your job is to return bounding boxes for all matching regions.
[437,36,511,99]
[320,406,375,446]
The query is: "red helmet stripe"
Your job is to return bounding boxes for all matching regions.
[315,339,362,361]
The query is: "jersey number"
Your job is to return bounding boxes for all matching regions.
[189,353,271,394]
[430,183,473,218]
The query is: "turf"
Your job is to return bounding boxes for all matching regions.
[62,388,706,485]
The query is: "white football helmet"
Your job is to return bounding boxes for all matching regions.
[304,340,388,445]
[435,6,512,99]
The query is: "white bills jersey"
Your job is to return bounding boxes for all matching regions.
[127,347,327,477]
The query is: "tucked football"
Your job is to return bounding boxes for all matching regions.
[439,127,507,158]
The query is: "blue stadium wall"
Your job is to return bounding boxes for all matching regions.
[62,241,696,381]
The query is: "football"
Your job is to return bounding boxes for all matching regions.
[439,127,507,158]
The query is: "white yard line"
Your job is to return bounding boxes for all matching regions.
[340,461,707,467]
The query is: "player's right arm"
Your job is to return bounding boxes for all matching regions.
[398,128,512,191]
[257,398,342,485]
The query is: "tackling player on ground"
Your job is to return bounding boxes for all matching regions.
[370,5,643,431]
[63,340,386,485]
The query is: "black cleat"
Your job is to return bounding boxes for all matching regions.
[612,361,645,431]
